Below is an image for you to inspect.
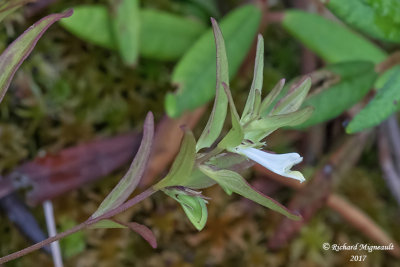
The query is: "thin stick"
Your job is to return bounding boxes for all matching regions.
[43,200,63,267]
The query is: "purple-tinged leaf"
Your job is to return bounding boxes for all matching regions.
[199,165,301,220]
[0,9,73,103]
[195,18,229,152]
[91,112,154,218]
[113,219,157,248]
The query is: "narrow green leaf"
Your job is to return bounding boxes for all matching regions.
[282,10,386,63]
[179,152,252,189]
[110,0,140,65]
[296,61,377,128]
[241,34,264,123]
[60,6,206,60]
[91,112,154,218]
[89,219,126,229]
[195,18,229,152]
[245,107,314,141]
[60,6,116,49]
[140,9,206,60]
[154,129,197,189]
[0,0,33,22]
[199,166,301,220]
[327,0,400,43]
[164,189,208,231]
[218,82,244,150]
[0,10,73,103]
[166,5,261,118]
[346,68,400,133]
[270,77,312,115]
[259,79,285,117]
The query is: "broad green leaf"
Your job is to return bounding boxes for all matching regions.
[245,107,314,141]
[111,0,140,65]
[218,82,244,150]
[60,6,206,60]
[153,129,197,189]
[164,189,208,231]
[241,34,264,123]
[282,10,386,64]
[270,77,312,115]
[296,61,377,128]
[60,5,115,49]
[0,0,32,22]
[326,0,400,43]
[199,166,301,220]
[91,112,154,218]
[0,10,73,103]
[166,5,261,118]
[140,9,206,60]
[346,68,400,133]
[195,18,229,152]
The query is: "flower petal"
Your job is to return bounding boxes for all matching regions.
[235,147,305,182]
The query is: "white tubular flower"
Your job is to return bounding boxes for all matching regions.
[234,146,305,183]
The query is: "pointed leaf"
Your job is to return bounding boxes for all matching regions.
[114,220,157,248]
[218,82,244,149]
[199,166,301,220]
[164,189,208,231]
[154,129,197,189]
[296,61,377,128]
[347,68,400,133]
[166,5,261,118]
[259,79,285,117]
[282,10,386,64]
[270,77,311,115]
[241,34,264,123]
[89,219,126,229]
[110,0,140,65]
[0,9,73,103]
[245,107,314,141]
[195,18,229,152]
[91,112,154,218]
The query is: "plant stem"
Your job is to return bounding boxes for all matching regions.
[0,188,156,264]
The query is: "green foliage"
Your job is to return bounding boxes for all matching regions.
[199,166,301,220]
[165,5,261,118]
[347,68,400,133]
[327,0,400,43]
[282,10,386,63]
[164,188,208,231]
[297,61,378,128]
[111,0,140,65]
[60,5,115,49]
[0,10,73,103]
[153,129,197,189]
[91,112,154,218]
[196,18,229,152]
[60,6,206,61]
